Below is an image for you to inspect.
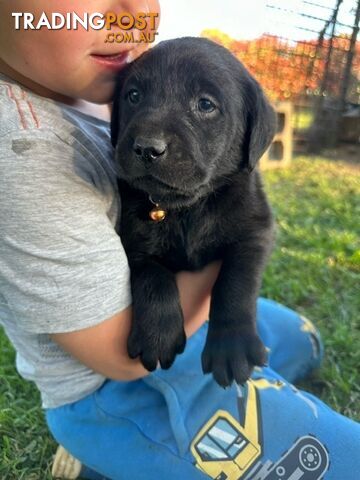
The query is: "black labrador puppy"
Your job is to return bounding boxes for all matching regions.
[111,37,276,387]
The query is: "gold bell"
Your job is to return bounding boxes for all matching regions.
[149,205,166,222]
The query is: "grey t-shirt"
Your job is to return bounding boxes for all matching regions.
[0,73,132,408]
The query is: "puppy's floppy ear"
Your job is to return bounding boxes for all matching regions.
[241,77,277,172]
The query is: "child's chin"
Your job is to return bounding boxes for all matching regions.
[84,81,114,105]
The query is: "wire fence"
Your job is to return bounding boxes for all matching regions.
[203,0,360,151]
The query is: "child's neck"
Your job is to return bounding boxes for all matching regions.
[71,102,111,122]
[0,60,111,122]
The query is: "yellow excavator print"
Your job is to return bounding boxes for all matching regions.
[190,377,329,480]
[190,380,263,480]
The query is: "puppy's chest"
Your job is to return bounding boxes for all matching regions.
[160,212,223,270]
[120,202,226,271]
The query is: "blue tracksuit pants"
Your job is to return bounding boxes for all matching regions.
[46,298,360,480]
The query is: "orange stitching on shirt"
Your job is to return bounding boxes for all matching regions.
[23,90,40,128]
[7,84,28,130]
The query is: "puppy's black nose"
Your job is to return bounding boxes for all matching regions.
[133,137,167,163]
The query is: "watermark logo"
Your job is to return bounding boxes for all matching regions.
[12,12,159,43]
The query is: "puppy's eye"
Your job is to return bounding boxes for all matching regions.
[127,89,140,104]
[198,98,216,113]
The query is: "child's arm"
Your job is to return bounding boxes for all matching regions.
[1,130,219,383]
[50,261,221,381]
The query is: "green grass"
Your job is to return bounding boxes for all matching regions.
[261,156,360,419]
[1,155,359,478]
[0,332,56,478]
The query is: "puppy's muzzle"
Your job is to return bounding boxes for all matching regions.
[133,137,167,165]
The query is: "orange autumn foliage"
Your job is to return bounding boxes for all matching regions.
[201,29,360,102]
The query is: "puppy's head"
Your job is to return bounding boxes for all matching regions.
[111,37,276,208]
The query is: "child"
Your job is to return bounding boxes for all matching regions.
[0,1,359,479]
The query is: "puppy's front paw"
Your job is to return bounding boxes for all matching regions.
[201,328,267,387]
[127,311,186,372]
